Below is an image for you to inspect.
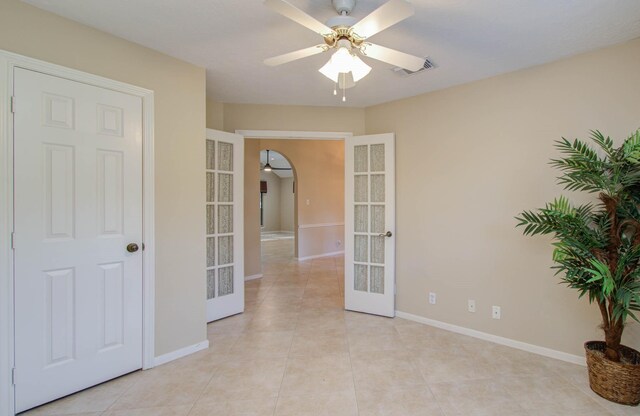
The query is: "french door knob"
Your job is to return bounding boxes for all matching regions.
[379,231,392,238]
[126,243,140,253]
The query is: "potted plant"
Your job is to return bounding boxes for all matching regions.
[516,129,640,406]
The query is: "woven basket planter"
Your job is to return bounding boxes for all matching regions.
[585,341,640,406]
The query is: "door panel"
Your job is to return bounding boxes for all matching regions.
[345,134,396,317]
[205,129,244,322]
[13,68,143,412]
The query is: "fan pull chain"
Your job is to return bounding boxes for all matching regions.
[342,73,346,102]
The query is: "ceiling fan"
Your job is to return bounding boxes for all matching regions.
[264,0,425,99]
[261,150,293,172]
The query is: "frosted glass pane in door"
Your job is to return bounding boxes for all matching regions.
[218,142,233,171]
[218,205,233,233]
[370,266,384,294]
[218,235,233,265]
[371,205,385,234]
[207,270,215,299]
[370,144,385,172]
[218,174,233,202]
[371,236,385,264]
[206,172,215,202]
[354,264,368,292]
[206,140,215,170]
[370,174,385,203]
[355,205,368,233]
[206,205,215,235]
[218,266,234,296]
[206,237,215,267]
[355,175,368,203]
[355,235,368,262]
[354,145,368,173]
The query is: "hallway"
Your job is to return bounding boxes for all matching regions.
[21,240,635,415]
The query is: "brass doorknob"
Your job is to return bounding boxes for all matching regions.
[378,231,392,238]
[126,243,139,253]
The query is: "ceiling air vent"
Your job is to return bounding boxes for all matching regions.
[391,58,436,76]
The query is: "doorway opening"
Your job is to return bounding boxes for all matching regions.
[260,149,296,263]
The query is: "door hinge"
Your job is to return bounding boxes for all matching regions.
[10,232,15,250]
[10,96,15,113]
[11,368,16,385]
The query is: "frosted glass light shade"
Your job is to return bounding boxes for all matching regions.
[319,59,340,82]
[331,47,353,71]
[351,55,371,82]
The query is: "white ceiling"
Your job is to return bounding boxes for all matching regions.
[260,150,293,177]
[24,0,640,107]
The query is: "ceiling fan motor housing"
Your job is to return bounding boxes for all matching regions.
[332,0,356,15]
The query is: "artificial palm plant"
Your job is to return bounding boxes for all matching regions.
[516,129,640,363]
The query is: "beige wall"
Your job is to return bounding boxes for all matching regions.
[365,38,640,355]
[206,99,224,131]
[260,172,282,231]
[244,139,345,276]
[244,140,262,278]
[223,103,365,135]
[0,0,207,356]
[280,177,295,232]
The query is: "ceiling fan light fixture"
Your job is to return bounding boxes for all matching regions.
[263,163,272,172]
[319,47,370,84]
[264,0,424,101]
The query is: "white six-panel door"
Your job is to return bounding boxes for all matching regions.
[13,68,144,412]
[205,129,244,322]
[345,133,396,317]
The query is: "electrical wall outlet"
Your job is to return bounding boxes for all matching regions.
[429,292,437,305]
[468,299,476,313]
[492,305,501,319]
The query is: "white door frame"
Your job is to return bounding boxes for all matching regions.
[236,129,353,265]
[235,130,352,141]
[0,50,156,416]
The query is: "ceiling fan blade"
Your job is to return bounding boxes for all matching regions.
[350,0,414,40]
[264,44,327,66]
[360,43,424,71]
[271,167,292,170]
[265,0,335,36]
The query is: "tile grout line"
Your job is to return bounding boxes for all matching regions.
[271,251,305,415]
[100,370,145,414]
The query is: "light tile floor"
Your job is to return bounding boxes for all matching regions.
[22,239,639,415]
[260,231,294,242]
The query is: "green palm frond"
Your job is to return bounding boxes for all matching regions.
[623,129,640,164]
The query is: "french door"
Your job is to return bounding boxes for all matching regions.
[345,133,396,317]
[205,129,244,322]
[13,68,144,412]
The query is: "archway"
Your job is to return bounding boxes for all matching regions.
[259,149,298,262]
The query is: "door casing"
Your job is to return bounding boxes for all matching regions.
[0,50,156,416]
[235,129,353,266]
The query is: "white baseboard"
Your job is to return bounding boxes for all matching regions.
[153,339,209,367]
[296,250,344,261]
[395,310,586,366]
[245,273,263,281]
